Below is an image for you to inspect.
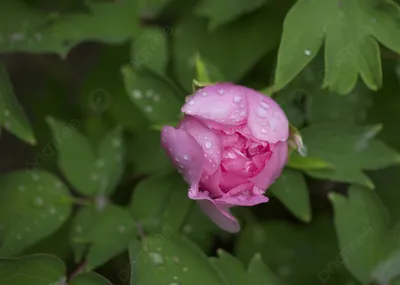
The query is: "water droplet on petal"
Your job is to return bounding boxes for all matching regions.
[269,117,279,131]
[183,154,190,160]
[149,252,164,266]
[240,110,246,117]
[257,106,268,118]
[233,96,242,103]
[205,141,213,149]
[260,101,269,109]
[202,92,207,97]
[218,89,225,95]
[188,100,195,106]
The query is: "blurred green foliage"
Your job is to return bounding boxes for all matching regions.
[0,0,400,284]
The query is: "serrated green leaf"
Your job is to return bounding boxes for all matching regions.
[0,64,35,144]
[70,204,137,270]
[329,185,395,284]
[234,216,354,285]
[275,0,400,94]
[129,232,227,285]
[173,2,286,91]
[131,27,169,77]
[70,272,112,285]
[301,123,400,188]
[0,254,66,285]
[0,0,139,57]
[122,66,182,124]
[47,118,124,197]
[0,170,72,256]
[130,171,191,233]
[270,168,311,222]
[195,0,269,30]
[210,250,285,285]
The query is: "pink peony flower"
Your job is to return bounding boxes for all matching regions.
[161,83,289,233]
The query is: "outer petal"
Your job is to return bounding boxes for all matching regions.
[181,83,248,126]
[161,126,204,186]
[198,200,240,233]
[249,141,288,190]
[246,89,289,143]
[216,195,269,207]
[179,116,222,175]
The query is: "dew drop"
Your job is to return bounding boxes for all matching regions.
[205,141,213,149]
[257,106,268,118]
[304,49,312,56]
[218,89,225,95]
[183,267,188,272]
[260,101,270,109]
[144,106,153,113]
[202,92,207,97]
[269,117,279,131]
[188,100,195,106]
[131,90,142,99]
[183,154,190,160]
[227,152,236,159]
[149,252,164,266]
[233,96,242,103]
[240,110,246,117]
[32,197,44,207]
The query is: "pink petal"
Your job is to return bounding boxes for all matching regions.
[246,89,289,143]
[198,199,240,233]
[161,126,204,186]
[179,116,222,175]
[216,195,269,207]
[181,83,248,126]
[249,141,288,190]
[200,168,225,198]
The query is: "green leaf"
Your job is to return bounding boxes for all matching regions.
[210,250,285,285]
[234,216,355,285]
[47,118,124,197]
[70,204,137,270]
[129,232,227,285]
[139,0,173,19]
[130,171,191,233]
[0,170,72,256]
[194,53,225,84]
[173,2,286,91]
[0,0,140,58]
[275,0,400,94]
[301,123,400,188]
[70,272,112,285]
[131,27,170,77]
[270,168,311,222]
[0,63,35,144]
[195,0,269,30]
[287,153,334,170]
[122,66,182,124]
[130,129,172,176]
[0,254,66,285]
[329,185,392,283]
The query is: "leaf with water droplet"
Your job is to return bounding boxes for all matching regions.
[47,117,125,196]
[0,254,66,285]
[301,123,400,188]
[0,0,140,58]
[69,272,112,285]
[129,232,226,285]
[0,63,35,145]
[70,204,137,270]
[274,0,400,94]
[122,66,182,124]
[270,168,311,223]
[0,170,72,256]
[130,171,192,233]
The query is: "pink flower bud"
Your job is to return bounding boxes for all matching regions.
[161,83,289,233]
